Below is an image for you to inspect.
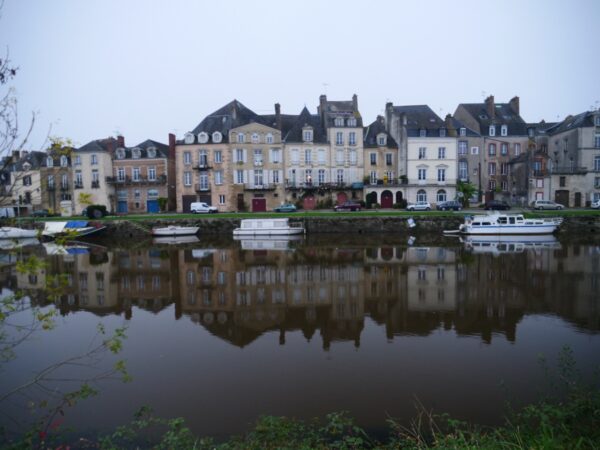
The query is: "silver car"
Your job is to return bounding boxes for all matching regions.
[530,200,564,210]
[406,201,431,211]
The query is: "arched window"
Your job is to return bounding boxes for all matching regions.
[251,133,260,144]
[132,148,141,159]
[212,132,222,143]
[489,125,496,136]
[437,189,447,203]
[417,189,427,202]
[198,132,208,144]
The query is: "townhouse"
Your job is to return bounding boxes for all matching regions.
[8,150,45,213]
[40,147,73,215]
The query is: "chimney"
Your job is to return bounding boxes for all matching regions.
[318,94,327,127]
[274,103,282,130]
[377,115,385,125]
[168,133,176,159]
[106,138,115,157]
[352,94,358,111]
[485,95,495,120]
[167,133,177,212]
[509,96,520,115]
[445,114,456,135]
[117,135,125,148]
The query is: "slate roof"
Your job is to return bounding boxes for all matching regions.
[392,105,446,137]
[283,107,327,144]
[457,102,527,136]
[363,117,398,148]
[77,137,119,153]
[189,100,268,143]
[445,116,481,137]
[320,98,363,128]
[12,151,46,171]
[546,111,596,135]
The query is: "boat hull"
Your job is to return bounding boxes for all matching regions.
[0,227,38,239]
[459,225,559,235]
[152,226,199,236]
[233,228,304,236]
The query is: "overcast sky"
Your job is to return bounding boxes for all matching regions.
[1,0,599,149]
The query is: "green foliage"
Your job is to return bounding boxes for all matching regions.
[86,204,108,219]
[456,181,478,207]
[157,197,168,212]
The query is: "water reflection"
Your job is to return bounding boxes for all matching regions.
[4,235,599,346]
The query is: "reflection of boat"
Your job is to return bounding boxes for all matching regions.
[152,226,199,236]
[444,212,562,235]
[0,237,39,250]
[0,227,38,239]
[43,221,106,238]
[233,218,304,236]
[461,234,561,255]
[153,235,200,245]
[234,234,303,250]
[192,249,216,258]
[43,242,92,255]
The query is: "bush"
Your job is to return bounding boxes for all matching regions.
[85,204,108,219]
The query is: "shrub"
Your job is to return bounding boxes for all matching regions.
[85,204,108,219]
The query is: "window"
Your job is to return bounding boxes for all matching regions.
[318,149,326,164]
[439,128,446,137]
[91,154,98,165]
[132,148,141,159]
[133,167,140,181]
[215,170,223,185]
[336,169,344,184]
[199,150,208,167]
[334,117,344,127]
[489,125,495,136]
[471,146,479,155]
[489,144,496,156]
[419,129,426,137]
[305,149,312,164]
[501,163,508,175]
[305,169,312,184]
[75,155,81,165]
[237,133,245,143]
[134,189,140,199]
[212,132,222,143]
[349,149,357,165]
[23,175,32,186]
[458,161,468,180]
[271,148,280,164]
[291,149,299,164]
[595,177,600,188]
[336,149,344,164]
[219,195,225,205]
[594,136,600,148]
[378,135,387,146]
[266,133,274,144]
[536,179,544,188]
[370,153,377,165]
[61,174,68,189]
[318,169,325,184]
[386,153,392,165]
[437,189,446,202]
[514,143,521,156]
[272,170,280,184]
[183,172,192,186]
[349,132,356,146]
[46,156,53,167]
[75,171,82,186]
[595,156,600,171]
[117,167,125,181]
[501,143,508,155]
[347,117,356,127]
[236,170,244,184]
[251,133,259,144]
[235,148,244,163]
[370,171,377,184]
[418,168,427,180]
[488,180,496,191]
[92,169,99,183]
[437,168,446,182]
[303,129,313,142]
[595,116,600,126]
[459,127,466,136]
[418,147,426,159]
[336,132,343,145]
[417,189,427,202]
[501,181,508,191]
[117,190,127,200]
[199,173,209,190]
[60,155,68,167]
[183,151,191,165]
[198,132,208,144]
[488,162,496,175]
[501,125,508,136]
[458,141,467,155]
[148,166,156,181]
[254,169,263,186]
[148,189,158,199]
[438,147,446,159]
[47,174,54,187]
[253,149,263,166]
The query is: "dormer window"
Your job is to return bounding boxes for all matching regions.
[334,117,344,127]
[251,133,260,144]
[132,148,141,159]
[198,132,209,144]
[212,132,222,143]
[377,134,387,146]
[489,125,496,136]
[46,156,54,167]
[459,127,466,137]
[419,129,426,138]
[439,128,446,137]
[23,162,31,171]
[347,117,357,127]
[60,155,68,167]
[265,133,274,144]
[237,133,245,143]
[501,125,508,136]
[116,148,125,159]
[528,128,535,137]
[303,127,313,142]
[184,132,195,144]
[147,147,156,158]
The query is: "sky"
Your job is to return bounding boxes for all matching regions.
[1,0,599,150]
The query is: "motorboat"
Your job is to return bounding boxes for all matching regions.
[234,234,303,250]
[461,234,561,255]
[444,212,562,235]
[43,221,106,238]
[0,237,39,250]
[151,225,199,236]
[233,218,304,236]
[0,227,38,239]
[153,235,200,245]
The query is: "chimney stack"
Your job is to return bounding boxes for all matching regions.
[274,103,282,130]
[117,135,125,148]
[509,96,520,115]
[318,94,327,127]
[485,95,495,120]
[445,114,455,134]
[352,93,358,111]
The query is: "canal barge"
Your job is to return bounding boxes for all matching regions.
[444,212,562,235]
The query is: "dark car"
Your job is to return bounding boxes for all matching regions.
[31,209,50,217]
[436,200,462,211]
[484,200,510,210]
[274,203,297,213]
[334,201,362,212]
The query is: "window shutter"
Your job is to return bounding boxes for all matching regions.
[243,149,247,163]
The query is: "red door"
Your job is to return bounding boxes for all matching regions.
[381,191,393,208]
[336,192,348,205]
[252,198,266,212]
[303,195,316,210]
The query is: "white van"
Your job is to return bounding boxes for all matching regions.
[190,202,218,214]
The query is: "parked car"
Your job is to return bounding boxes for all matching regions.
[334,201,362,212]
[436,200,462,211]
[31,208,50,217]
[530,199,564,210]
[190,202,218,214]
[484,200,511,210]
[406,201,431,211]
[592,199,600,209]
[274,203,297,213]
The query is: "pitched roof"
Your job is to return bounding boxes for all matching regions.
[319,95,363,128]
[547,111,596,135]
[456,101,527,136]
[76,137,118,153]
[190,100,267,142]
[12,150,46,171]
[391,105,446,137]
[363,117,398,148]
[283,107,327,143]
[445,116,481,137]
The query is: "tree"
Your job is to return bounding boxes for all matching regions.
[456,181,478,207]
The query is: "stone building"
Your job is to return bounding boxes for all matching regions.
[40,148,72,215]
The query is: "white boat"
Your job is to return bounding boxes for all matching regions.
[153,235,200,244]
[0,237,39,250]
[233,218,304,236]
[151,225,199,236]
[0,227,38,239]
[461,234,561,255]
[234,234,303,250]
[43,221,106,238]
[444,212,562,235]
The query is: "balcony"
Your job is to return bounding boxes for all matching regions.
[91,181,100,189]
[195,183,211,192]
[244,183,276,191]
[47,185,56,191]
[195,163,212,171]
[60,184,69,191]
[106,176,129,184]
[285,181,348,191]
[74,182,83,189]
[551,166,588,175]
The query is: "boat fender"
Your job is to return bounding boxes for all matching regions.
[407,218,416,228]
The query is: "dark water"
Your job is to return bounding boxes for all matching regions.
[1,234,599,440]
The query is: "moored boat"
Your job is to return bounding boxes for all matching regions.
[233,218,304,236]
[43,221,106,238]
[0,227,38,239]
[153,235,200,244]
[151,225,199,236]
[444,212,562,235]
[461,234,561,255]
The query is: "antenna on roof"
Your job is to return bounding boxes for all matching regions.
[322,82,329,94]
